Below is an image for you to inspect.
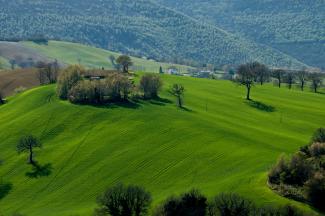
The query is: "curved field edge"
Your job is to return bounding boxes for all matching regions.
[0,75,324,215]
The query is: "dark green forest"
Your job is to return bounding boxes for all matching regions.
[156,0,325,69]
[0,0,309,69]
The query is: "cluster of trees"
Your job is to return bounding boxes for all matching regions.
[36,60,59,85]
[95,184,307,216]
[268,128,325,211]
[235,62,324,100]
[56,65,163,105]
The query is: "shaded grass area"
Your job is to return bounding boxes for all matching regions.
[246,100,276,112]
[0,75,324,216]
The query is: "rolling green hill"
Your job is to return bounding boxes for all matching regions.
[1,74,325,215]
[0,0,307,68]
[21,41,192,73]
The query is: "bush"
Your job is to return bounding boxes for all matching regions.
[14,86,27,94]
[268,154,312,186]
[256,204,306,216]
[140,74,163,99]
[308,142,325,157]
[311,128,325,143]
[304,172,325,211]
[208,193,254,216]
[57,65,84,99]
[154,189,207,216]
[95,183,151,216]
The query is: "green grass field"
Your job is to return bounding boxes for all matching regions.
[22,41,192,73]
[0,74,325,216]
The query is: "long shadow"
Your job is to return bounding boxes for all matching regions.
[246,100,276,112]
[26,163,53,178]
[149,97,173,106]
[0,182,13,200]
[77,100,141,110]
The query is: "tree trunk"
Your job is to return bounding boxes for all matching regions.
[29,145,34,165]
[246,85,251,100]
[301,81,304,91]
[278,79,281,88]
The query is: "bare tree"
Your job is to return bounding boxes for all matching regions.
[255,64,270,85]
[116,55,133,73]
[170,84,185,108]
[140,74,163,99]
[285,71,295,89]
[235,62,259,100]
[297,69,308,91]
[16,135,42,165]
[309,73,323,93]
[272,69,285,88]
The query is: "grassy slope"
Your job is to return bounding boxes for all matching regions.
[0,75,325,215]
[22,41,192,73]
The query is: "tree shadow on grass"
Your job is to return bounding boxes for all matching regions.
[246,100,276,112]
[179,106,194,112]
[0,182,13,200]
[26,163,53,178]
[149,97,173,106]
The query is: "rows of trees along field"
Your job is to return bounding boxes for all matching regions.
[156,0,325,69]
[94,184,310,216]
[233,62,324,101]
[0,0,307,69]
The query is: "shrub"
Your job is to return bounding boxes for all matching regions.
[256,204,305,216]
[14,86,27,94]
[268,154,312,186]
[304,172,325,211]
[154,189,207,216]
[268,155,289,185]
[308,142,325,157]
[208,193,254,216]
[95,183,151,216]
[311,128,325,143]
[140,74,163,99]
[57,65,84,99]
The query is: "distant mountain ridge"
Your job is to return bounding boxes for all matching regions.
[0,0,309,68]
[155,0,325,69]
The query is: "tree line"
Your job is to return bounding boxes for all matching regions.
[56,65,164,105]
[234,62,324,100]
[94,183,308,216]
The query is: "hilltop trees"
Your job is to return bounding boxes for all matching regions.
[140,74,163,99]
[235,62,267,100]
[116,55,133,73]
[37,60,59,85]
[57,65,83,99]
[95,184,152,216]
[170,84,185,108]
[16,135,41,165]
